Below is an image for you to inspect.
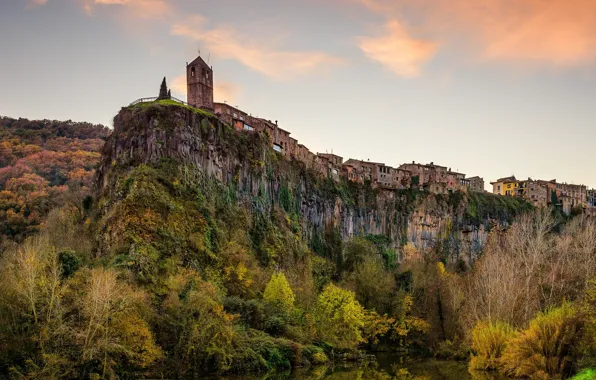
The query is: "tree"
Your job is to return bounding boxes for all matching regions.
[158,77,169,100]
[343,254,394,314]
[315,283,366,350]
[263,272,295,310]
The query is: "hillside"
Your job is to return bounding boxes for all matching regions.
[0,116,109,243]
[12,102,596,380]
[96,101,532,268]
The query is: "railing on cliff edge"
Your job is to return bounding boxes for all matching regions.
[129,96,191,107]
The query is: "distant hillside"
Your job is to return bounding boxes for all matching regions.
[0,116,109,243]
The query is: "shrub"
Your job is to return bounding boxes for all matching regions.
[469,321,515,371]
[263,272,295,310]
[499,303,582,379]
[302,345,328,365]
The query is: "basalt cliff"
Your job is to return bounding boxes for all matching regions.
[95,101,531,267]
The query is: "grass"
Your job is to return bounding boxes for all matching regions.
[571,369,596,379]
[129,99,217,120]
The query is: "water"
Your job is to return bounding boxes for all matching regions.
[212,354,507,379]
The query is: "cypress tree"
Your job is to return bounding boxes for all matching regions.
[167,89,171,99]
[158,77,168,100]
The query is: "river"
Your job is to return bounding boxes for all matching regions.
[209,354,507,379]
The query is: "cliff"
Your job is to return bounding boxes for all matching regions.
[95,101,532,268]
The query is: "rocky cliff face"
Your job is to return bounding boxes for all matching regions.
[96,102,530,264]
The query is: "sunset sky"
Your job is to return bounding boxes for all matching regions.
[1,0,595,190]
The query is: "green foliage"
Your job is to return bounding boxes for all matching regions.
[469,321,515,371]
[158,77,169,99]
[263,272,295,310]
[465,191,533,227]
[343,237,377,273]
[58,249,81,278]
[571,369,596,380]
[315,283,366,350]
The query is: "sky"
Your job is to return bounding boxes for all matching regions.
[1,0,595,190]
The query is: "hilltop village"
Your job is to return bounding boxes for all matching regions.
[183,54,595,216]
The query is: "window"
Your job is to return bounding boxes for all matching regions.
[191,67,196,77]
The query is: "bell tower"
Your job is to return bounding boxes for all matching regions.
[186,55,214,111]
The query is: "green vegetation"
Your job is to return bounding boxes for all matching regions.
[0,103,593,379]
[128,99,217,120]
[464,190,534,227]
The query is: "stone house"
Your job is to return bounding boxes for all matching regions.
[342,159,381,185]
[466,176,485,192]
[394,168,412,189]
[317,153,343,180]
[516,179,549,208]
[213,103,252,131]
[588,189,596,208]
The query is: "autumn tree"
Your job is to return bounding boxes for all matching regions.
[315,283,366,350]
[263,271,295,310]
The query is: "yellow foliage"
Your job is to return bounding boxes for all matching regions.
[363,310,395,345]
[469,321,515,371]
[315,283,366,350]
[111,314,163,368]
[263,271,295,310]
[499,303,582,378]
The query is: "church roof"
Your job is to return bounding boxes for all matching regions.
[188,55,211,69]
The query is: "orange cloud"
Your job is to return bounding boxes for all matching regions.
[81,0,172,19]
[352,0,596,67]
[171,74,241,103]
[357,20,437,77]
[26,0,47,8]
[171,16,345,81]
[214,82,241,103]
[170,75,187,99]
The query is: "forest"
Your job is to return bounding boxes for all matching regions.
[0,111,594,379]
[0,117,109,244]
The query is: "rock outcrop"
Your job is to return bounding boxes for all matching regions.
[97,102,531,264]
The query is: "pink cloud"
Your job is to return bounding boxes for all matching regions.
[80,0,172,19]
[171,74,241,103]
[357,20,437,77]
[26,0,48,8]
[352,0,596,67]
[171,15,345,81]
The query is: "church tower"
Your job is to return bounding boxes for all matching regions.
[186,55,214,111]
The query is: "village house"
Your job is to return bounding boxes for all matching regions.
[213,102,252,131]
[515,179,549,208]
[466,176,485,192]
[588,189,596,208]
[394,168,412,189]
[317,153,343,180]
[398,162,468,192]
[548,181,587,209]
[342,159,380,185]
[491,176,518,196]
[492,174,589,215]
